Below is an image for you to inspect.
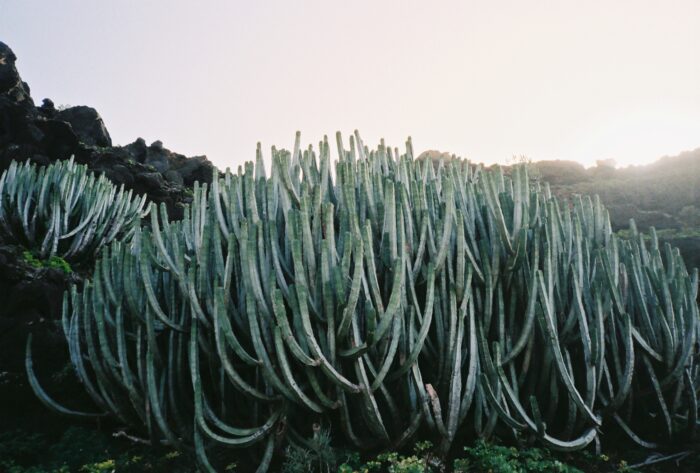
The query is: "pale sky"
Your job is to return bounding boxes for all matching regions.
[2,0,699,169]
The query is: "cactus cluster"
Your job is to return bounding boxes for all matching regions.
[0,159,148,262]
[27,133,700,471]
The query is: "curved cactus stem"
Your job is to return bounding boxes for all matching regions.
[213,309,275,402]
[213,288,259,366]
[390,263,436,380]
[271,289,318,366]
[370,315,401,391]
[458,298,479,424]
[191,317,281,446]
[613,413,659,449]
[536,271,601,427]
[115,305,148,422]
[372,257,404,344]
[293,283,361,393]
[336,239,364,340]
[144,305,181,446]
[392,411,423,450]
[605,313,635,412]
[245,294,297,401]
[193,427,217,473]
[139,235,186,332]
[273,327,324,413]
[254,434,275,473]
[25,335,106,418]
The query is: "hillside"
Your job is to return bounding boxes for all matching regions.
[418,149,700,269]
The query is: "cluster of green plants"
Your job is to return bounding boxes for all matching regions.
[0,158,148,263]
[2,426,643,473]
[283,437,612,473]
[22,250,72,274]
[23,132,700,472]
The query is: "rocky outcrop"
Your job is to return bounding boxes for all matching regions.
[0,41,217,220]
[55,104,112,148]
[0,41,220,427]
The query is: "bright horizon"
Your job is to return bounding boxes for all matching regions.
[2,0,699,170]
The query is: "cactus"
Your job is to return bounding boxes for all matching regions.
[28,134,700,471]
[0,158,148,262]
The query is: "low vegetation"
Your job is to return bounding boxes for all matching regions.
[22,251,72,273]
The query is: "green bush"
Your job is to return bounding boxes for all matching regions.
[454,441,582,473]
[0,158,148,262]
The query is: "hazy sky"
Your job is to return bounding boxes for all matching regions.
[2,0,699,169]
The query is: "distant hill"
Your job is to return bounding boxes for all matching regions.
[417,148,700,270]
[419,148,700,231]
[532,149,700,231]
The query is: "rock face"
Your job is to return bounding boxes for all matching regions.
[55,105,112,147]
[0,41,217,220]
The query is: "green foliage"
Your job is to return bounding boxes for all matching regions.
[22,251,72,273]
[282,428,343,473]
[0,158,148,262]
[27,132,700,472]
[453,441,583,473]
[530,149,700,237]
[46,256,72,273]
[337,440,590,473]
[338,443,433,473]
[678,205,700,228]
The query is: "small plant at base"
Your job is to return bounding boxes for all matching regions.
[22,251,72,273]
[22,250,43,269]
[46,255,72,273]
[282,427,343,473]
[79,459,115,473]
[454,441,583,473]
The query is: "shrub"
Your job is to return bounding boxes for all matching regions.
[0,158,148,262]
[454,440,583,473]
[28,132,700,472]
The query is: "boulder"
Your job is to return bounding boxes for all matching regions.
[56,105,112,147]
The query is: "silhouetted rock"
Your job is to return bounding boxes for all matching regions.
[0,41,217,220]
[56,105,112,147]
[0,41,32,103]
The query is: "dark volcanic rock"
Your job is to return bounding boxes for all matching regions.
[124,138,216,187]
[0,41,217,219]
[56,105,112,147]
[0,41,32,103]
